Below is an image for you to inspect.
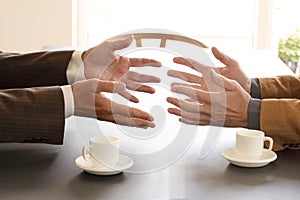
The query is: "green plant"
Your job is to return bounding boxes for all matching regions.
[278,32,300,63]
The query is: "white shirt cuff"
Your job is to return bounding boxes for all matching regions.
[60,85,74,118]
[66,51,86,84]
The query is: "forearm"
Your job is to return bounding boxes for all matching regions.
[248,79,300,151]
[260,99,300,151]
[0,87,65,144]
[0,51,74,89]
[259,75,300,99]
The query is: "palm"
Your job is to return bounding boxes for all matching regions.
[82,36,161,94]
[72,79,155,128]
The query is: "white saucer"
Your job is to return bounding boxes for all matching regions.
[221,147,277,168]
[75,154,134,175]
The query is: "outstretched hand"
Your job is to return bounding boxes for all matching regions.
[72,79,155,128]
[82,36,161,95]
[167,57,251,127]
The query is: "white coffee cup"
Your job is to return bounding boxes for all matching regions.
[235,129,273,160]
[82,136,119,167]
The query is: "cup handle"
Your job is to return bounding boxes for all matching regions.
[82,146,89,161]
[264,136,273,151]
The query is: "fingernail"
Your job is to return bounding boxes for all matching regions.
[148,116,154,121]
[149,123,155,128]
[150,88,156,94]
[131,96,139,103]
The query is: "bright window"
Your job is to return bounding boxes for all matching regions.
[272,0,300,42]
[82,0,257,49]
[77,0,300,51]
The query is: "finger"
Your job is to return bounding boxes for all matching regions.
[129,57,162,67]
[109,35,134,51]
[173,57,210,73]
[118,90,139,103]
[185,66,225,92]
[166,97,200,113]
[124,80,156,94]
[170,107,202,121]
[173,57,224,92]
[212,47,239,67]
[173,57,198,71]
[101,113,155,128]
[179,117,210,126]
[166,97,184,109]
[171,82,204,91]
[168,108,199,125]
[95,80,139,102]
[171,85,211,102]
[185,98,204,104]
[126,71,161,83]
[179,118,201,125]
[167,107,181,117]
[167,70,204,85]
[168,109,211,125]
[211,47,230,66]
[168,107,211,125]
[168,107,204,124]
[111,101,154,122]
[111,115,156,128]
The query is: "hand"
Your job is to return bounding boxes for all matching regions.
[167,57,251,127]
[71,79,155,128]
[82,36,161,94]
[211,47,251,93]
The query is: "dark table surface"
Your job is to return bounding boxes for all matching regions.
[1,117,299,200]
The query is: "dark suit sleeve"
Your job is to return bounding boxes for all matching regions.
[0,86,65,144]
[0,50,74,89]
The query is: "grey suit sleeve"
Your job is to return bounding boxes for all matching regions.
[248,98,262,130]
[247,78,262,130]
[250,78,261,98]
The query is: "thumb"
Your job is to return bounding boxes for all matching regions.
[212,47,229,66]
[110,35,134,51]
